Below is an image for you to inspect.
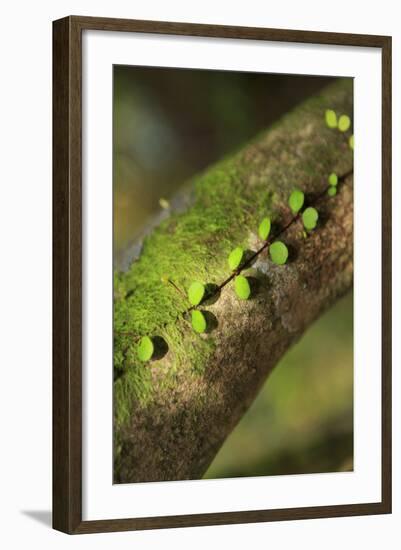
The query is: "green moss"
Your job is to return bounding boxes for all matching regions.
[113,155,272,427]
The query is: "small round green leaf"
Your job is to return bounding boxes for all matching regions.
[288,189,305,213]
[338,114,351,132]
[328,172,338,186]
[328,187,337,197]
[325,109,337,129]
[302,207,319,230]
[191,310,207,333]
[258,217,271,241]
[269,241,288,265]
[349,134,354,150]
[188,281,205,306]
[234,275,251,300]
[159,197,170,209]
[228,247,244,271]
[137,336,154,362]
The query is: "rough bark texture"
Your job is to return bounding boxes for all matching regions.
[114,79,353,484]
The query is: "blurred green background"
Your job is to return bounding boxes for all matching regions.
[113,66,353,478]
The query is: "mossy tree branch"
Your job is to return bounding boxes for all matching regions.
[114,78,353,483]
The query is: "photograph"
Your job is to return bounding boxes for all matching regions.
[112,67,354,484]
[0,0,395,545]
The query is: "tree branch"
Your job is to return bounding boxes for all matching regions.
[113,78,353,483]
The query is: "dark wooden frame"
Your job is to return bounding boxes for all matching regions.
[53,15,392,534]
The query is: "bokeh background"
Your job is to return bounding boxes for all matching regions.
[113,66,353,478]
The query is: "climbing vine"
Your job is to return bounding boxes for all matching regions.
[121,108,354,365]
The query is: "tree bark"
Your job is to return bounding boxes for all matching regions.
[114,78,353,483]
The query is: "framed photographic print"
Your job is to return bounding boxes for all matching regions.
[53,16,392,534]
